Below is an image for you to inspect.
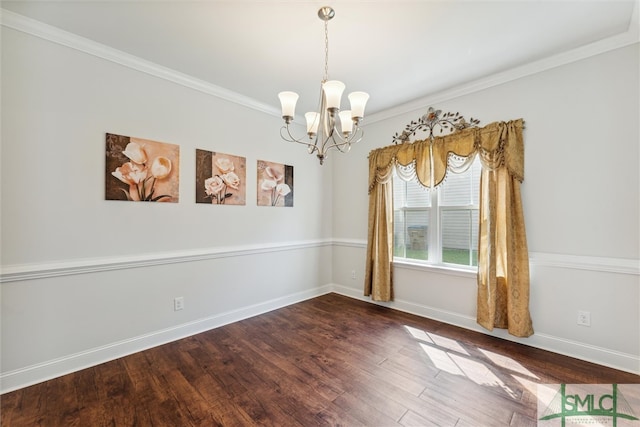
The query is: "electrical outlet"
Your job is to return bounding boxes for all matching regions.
[174,297,184,311]
[577,310,590,326]
[351,270,356,280]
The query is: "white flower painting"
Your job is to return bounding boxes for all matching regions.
[196,150,246,205]
[257,160,293,207]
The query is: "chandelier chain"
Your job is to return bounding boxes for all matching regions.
[323,18,329,82]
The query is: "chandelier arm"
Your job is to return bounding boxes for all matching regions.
[350,126,365,142]
[325,134,355,154]
[331,128,364,153]
[332,141,352,154]
[279,125,319,154]
[316,129,334,157]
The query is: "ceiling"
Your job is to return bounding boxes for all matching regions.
[2,1,638,119]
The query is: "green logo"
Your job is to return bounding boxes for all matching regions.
[539,384,639,426]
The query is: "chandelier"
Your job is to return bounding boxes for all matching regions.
[278,6,369,165]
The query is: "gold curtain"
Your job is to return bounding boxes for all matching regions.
[365,119,533,337]
[364,149,395,301]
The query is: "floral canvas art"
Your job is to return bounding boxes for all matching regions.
[196,150,246,205]
[257,160,293,207]
[106,133,180,202]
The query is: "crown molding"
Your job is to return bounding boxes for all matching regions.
[2,7,638,123]
[0,8,282,118]
[365,21,640,124]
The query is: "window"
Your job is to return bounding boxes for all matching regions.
[393,156,481,268]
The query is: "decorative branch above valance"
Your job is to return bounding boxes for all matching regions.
[368,118,525,193]
[392,108,480,145]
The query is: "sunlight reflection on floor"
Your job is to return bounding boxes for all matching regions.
[405,325,532,400]
[478,348,539,379]
[513,375,555,401]
[404,325,435,344]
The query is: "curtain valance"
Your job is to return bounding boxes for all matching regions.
[368,119,525,192]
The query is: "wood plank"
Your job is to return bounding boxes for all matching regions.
[331,391,403,426]
[2,293,639,427]
[399,409,442,427]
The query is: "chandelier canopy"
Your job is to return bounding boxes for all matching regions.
[278,6,369,165]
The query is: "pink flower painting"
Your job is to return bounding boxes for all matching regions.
[257,160,293,207]
[196,150,246,205]
[106,133,180,202]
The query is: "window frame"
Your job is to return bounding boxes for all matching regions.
[392,158,480,273]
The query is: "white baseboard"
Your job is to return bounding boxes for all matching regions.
[0,285,333,394]
[2,282,637,394]
[330,284,640,376]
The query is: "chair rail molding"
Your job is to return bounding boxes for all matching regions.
[4,243,637,283]
[0,239,333,283]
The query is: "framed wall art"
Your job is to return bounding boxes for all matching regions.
[106,133,180,202]
[196,149,246,205]
[257,160,293,207]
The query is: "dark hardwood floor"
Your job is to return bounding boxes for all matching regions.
[2,293,639,426]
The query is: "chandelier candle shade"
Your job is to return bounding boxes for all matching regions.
[278,6,369,165]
